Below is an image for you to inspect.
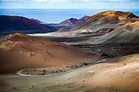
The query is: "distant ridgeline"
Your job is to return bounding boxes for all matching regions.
[0,15,90,35]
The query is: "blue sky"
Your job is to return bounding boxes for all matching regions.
[0,0,139,9]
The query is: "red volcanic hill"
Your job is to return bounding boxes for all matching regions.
[57,16,90,32]
[0,33,99,74]
[0,15,56,35]
[79,15,90,22]
[59,18,82,27]
[59,16,90,27]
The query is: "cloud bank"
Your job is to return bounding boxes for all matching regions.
[1,0,133,3]
[0,0,138,9]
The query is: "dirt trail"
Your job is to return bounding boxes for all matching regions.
[17,58,109,76]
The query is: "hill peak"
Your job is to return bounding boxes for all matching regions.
[79,15,90,22]
[86,10,138,23]
[102,10,137,18]
[68,18,78,20]
[59,18,82,27]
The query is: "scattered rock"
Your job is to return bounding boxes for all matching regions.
[101,53,110,58]
[123,63,126,66]
[27,72,30,74]
[42,70,46,72]
[32,85,34,88]
[41,73,45,75]
[13,87,17,89]
[114,90,118,92]
[82,80,85,82]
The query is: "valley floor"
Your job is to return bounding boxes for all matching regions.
[1,54,139,92]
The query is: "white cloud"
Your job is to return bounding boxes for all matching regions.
[30,0,67,3]
[1,0,132,3]
[29,0,94,3]
[1,0,138,9]
[109,0,130,1]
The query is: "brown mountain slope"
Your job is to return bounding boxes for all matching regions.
[93,21,139,44]
[0,33,99,74]
[39,11,139,45]
[76,54,139,91]
[70,10,138,33]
